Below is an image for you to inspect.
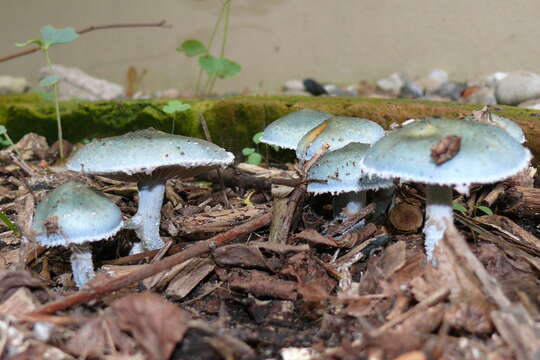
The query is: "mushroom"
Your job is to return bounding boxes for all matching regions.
[307,142,393,218]
[31,181,123,288]
[260,109,333,150]
[297,116,386,217]
[360,117,531,262]
[67,128,234,253]
[296,116,385,162]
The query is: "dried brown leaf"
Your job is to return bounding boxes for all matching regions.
[111,292,190,360]
[64,316,136,358]
[0,271,52,304]
[213,244,269,269]
[222,268,298,300]
[431,135,461,165]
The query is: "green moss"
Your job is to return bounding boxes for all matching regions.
[2,95,540,163]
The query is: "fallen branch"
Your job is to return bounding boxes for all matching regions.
[0,20,171,63]
[27,212,271,315]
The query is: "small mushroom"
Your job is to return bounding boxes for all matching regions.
[361,117,531,262]
[32,181,123,288]
[260,109,332,150]
[307,142,393,217]
[296,116,385,162]
[298,116,387,218]
[67,128,234,253]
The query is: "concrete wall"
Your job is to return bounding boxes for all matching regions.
[2,0,540,94]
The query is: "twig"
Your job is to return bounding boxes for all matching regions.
[198,113,230,208]
[0,20,171,63]
[27,212,271,315]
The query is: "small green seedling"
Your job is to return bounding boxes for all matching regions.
[452,201,494,216]
[162,100,191,134]
[0,125,14,148]
[242,131,264,165]
[177,0,241,96]
[0,211,20,235]
[16,25,80,159]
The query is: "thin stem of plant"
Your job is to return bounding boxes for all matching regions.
[208,0,231,95]
[43,49,64,159]
[0,21,171,63]
[195,2,227,96]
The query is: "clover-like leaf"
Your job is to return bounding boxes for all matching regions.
[15,39,44,48]
[242,147,255,156]
[199,56,242,79]
[452,201,467,215]
[252,132,264,145]
[163,100,191,114]
[475,205,494,216]
[0,125,6,135]
[199,55,222,77]
[177,40,208,57]
[39,74,60,87]
[247,152,263,165]
[217,58,241,78]
[40,25,79,46]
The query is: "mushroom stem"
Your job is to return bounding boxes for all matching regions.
[125,178,166,252]
[424,185,453,263]
[70,243,94,289]
[333,191,366,218]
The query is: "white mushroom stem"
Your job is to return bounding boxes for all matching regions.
[125,178,166,252]
[423,185,453,263]
[70,243,94,289]
[333,191,367,218]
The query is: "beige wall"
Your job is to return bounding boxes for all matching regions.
[2,0,540,94]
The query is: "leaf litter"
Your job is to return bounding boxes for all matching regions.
[0,133,538,359]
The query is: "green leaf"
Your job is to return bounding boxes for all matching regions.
[39,74,60,87]
[218,58,241,78]
[247,152,263,165]
[40,25,79,45]
[162,100,191,114]
[242,147,255,156]
[452,201,467,215]
[0,212,19,235]
[177,40,207,57]
[475,205,494,216]
[15,39,44,48]
[0,125,6,135]
[252,132,264,144]
[199,55,222,77]
[199,55,241,78]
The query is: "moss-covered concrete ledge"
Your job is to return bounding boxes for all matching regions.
[2,94,540,163]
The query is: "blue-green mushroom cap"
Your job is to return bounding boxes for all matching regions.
[361,117,531,187]
[32,181,123,247]
[296,116,385,161]
[307,142,393,194]
[260,109,333,150]
[464,113,525,144]
[67,128,235,181]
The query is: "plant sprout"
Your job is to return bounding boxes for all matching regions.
[16,25,80,159]
[177,0,241,96]
[242,131,265,165]
[0,125,14,148]
[162,100,191,134]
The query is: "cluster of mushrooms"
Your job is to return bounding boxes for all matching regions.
[31,109,531,288]
[32,129,234,288]
[261,109,530,262]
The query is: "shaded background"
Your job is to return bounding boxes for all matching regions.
[2,0,540,93]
